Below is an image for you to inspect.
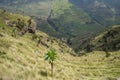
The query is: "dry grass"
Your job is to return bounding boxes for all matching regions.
[0,9,120,80]
[0,32,120,80]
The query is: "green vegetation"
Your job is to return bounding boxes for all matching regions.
[45,49,57,78]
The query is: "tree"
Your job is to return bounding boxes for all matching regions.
[44,49,57,78]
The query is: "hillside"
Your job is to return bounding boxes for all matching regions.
[70,0,120,26]
[76,25,120,53]
[89,25,120,52]
[0,9,74,79]
[0,10,120,80]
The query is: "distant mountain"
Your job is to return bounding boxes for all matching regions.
[0,0,120,52]
[70,0,120,26]
[0,0,52,17]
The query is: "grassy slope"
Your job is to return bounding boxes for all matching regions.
[90,25,120,52]
[0,10,120,80]
[76,25,120,52]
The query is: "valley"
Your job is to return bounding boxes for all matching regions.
[0,0,120,80]
[1,0,120,52]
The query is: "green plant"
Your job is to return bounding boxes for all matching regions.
[44,49,57,78]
